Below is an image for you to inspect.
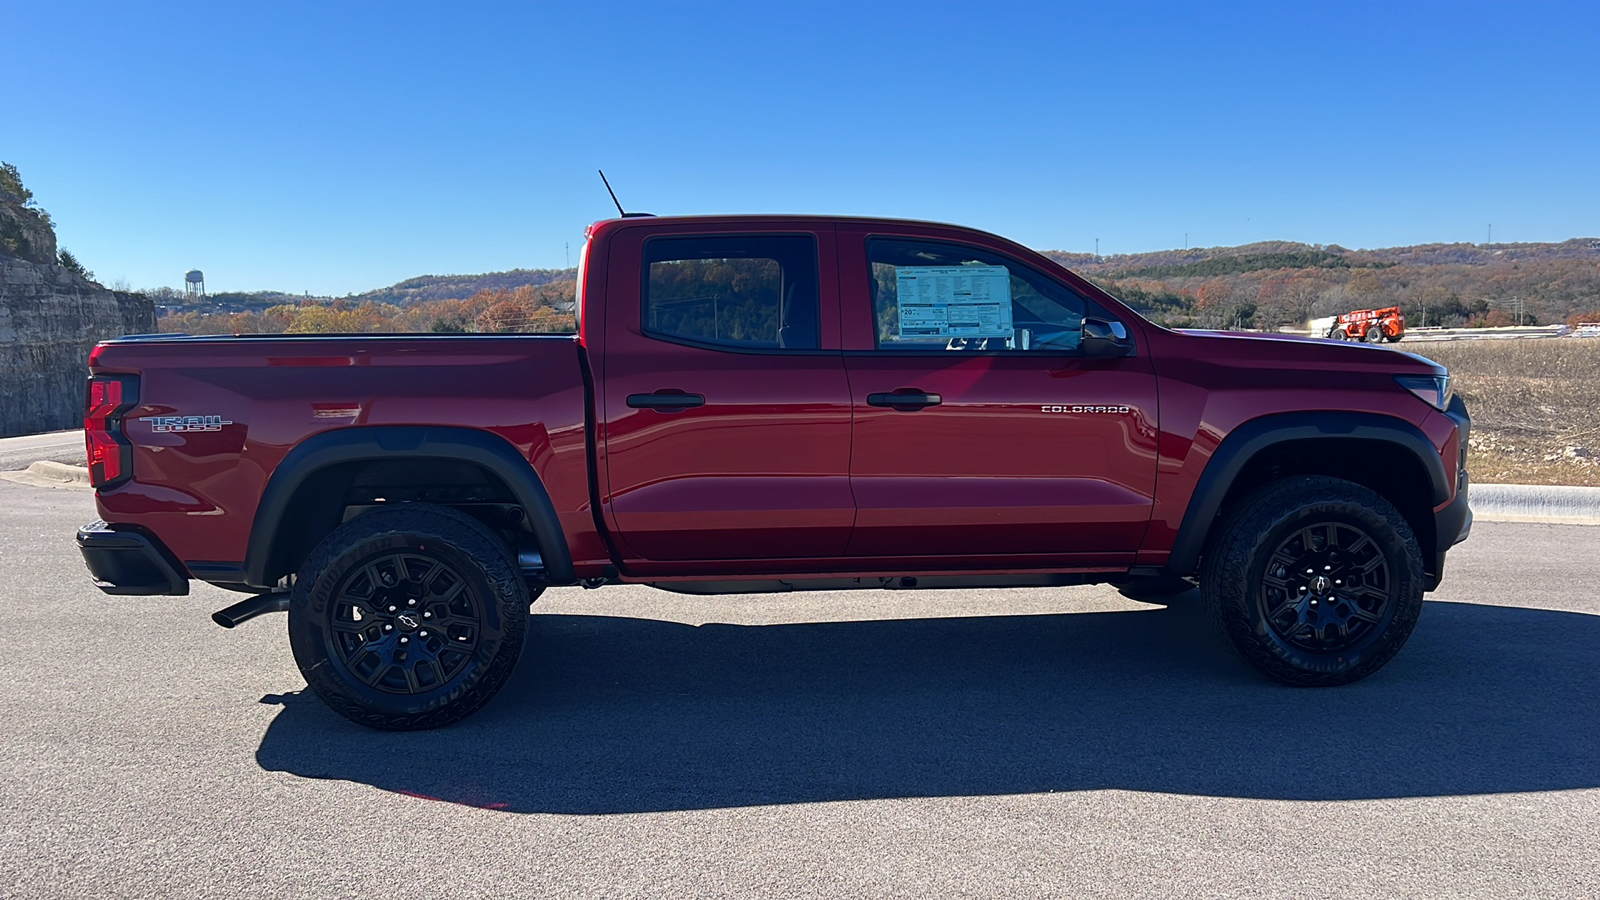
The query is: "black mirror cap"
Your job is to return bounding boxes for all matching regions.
[1082,317,1135,357]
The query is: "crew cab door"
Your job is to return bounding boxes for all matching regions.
[598,224,852,564]
[839,227,1159,564]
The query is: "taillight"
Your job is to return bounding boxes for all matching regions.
[85,375,138,488]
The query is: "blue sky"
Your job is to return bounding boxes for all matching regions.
[7,0,1598,295]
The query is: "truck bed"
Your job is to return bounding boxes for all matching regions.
[88,334,600,585]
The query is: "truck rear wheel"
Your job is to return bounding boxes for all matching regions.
[1364,324,1382,342]
[1199,476,1424,686]
[287,503,533,730]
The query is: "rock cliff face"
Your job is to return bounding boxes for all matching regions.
[0,194,155,438]
[0,188,58,264]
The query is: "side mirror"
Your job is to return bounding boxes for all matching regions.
[1081,317,1134,357]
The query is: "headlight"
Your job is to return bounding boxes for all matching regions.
[1395,374,1452,411]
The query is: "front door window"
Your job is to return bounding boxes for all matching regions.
[868,238,1097,354]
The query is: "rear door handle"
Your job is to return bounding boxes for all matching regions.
[626,391,706,412]
[867,390,942,411]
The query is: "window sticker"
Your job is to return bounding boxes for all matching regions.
[895,265,1013,339]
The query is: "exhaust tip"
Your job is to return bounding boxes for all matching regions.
[212,593,290,629]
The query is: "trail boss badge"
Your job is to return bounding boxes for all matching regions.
[141,415,233,433]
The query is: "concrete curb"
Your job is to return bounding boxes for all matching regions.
[1470,483,1600,525]
[29,460,90,484]
[0,460,93,490]
[0,457,1594,524]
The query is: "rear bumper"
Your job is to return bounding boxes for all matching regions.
[77,521,189,596]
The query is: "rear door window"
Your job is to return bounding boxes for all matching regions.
[644,235,819,351]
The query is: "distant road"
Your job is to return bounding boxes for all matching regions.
[1399,325,1570,342]
[0,430,83,470]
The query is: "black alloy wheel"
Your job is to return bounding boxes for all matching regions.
[327,550,486,695]
[1200,475,1424,686]
[288,503,534,730]
[1259,521,1391,653]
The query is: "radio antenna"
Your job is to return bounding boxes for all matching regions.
[598,169,626,217]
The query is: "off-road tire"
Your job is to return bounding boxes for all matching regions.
[287,503,533,730]
[1364,325,1383,343]
[1200,476,1424,686]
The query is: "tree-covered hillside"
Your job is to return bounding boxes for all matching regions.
[1050,238,1600,330]
[153,237,1600,334]
[354,268,574,306]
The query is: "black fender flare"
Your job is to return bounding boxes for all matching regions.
[243,426,574,588]
[1166,411,1448,575]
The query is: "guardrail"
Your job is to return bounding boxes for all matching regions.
[1399,325,1571,342]
[1272,325,1573,342]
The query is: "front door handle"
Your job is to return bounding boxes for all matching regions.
[627,391,706,413]
[867,390,942,411]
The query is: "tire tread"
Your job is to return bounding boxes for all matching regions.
[288,503,531,730]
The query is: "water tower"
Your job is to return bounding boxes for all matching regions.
[184,269,206,302]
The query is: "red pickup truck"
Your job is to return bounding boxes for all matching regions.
[77,215,1471,729]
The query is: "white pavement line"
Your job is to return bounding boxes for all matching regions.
[1471,483,1600,525]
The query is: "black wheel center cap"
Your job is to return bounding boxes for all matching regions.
[396,613,420,630]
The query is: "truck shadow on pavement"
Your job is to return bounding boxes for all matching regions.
[255,599,1599,813]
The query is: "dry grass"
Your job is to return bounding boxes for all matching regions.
[1401,338,1600,486]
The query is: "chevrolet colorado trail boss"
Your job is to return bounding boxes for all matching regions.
[77,215,1472,729]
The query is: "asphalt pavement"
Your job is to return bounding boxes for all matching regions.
[0,429,83,470]
[1,479,1596,898]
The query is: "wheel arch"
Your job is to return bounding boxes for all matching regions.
[1167,412,1448,577]
[243,426,574,589]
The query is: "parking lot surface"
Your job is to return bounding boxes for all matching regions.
[2,479,1596,898]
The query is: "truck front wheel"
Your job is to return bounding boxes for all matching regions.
[287,503,533,730]
[1200,476,1424,686]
